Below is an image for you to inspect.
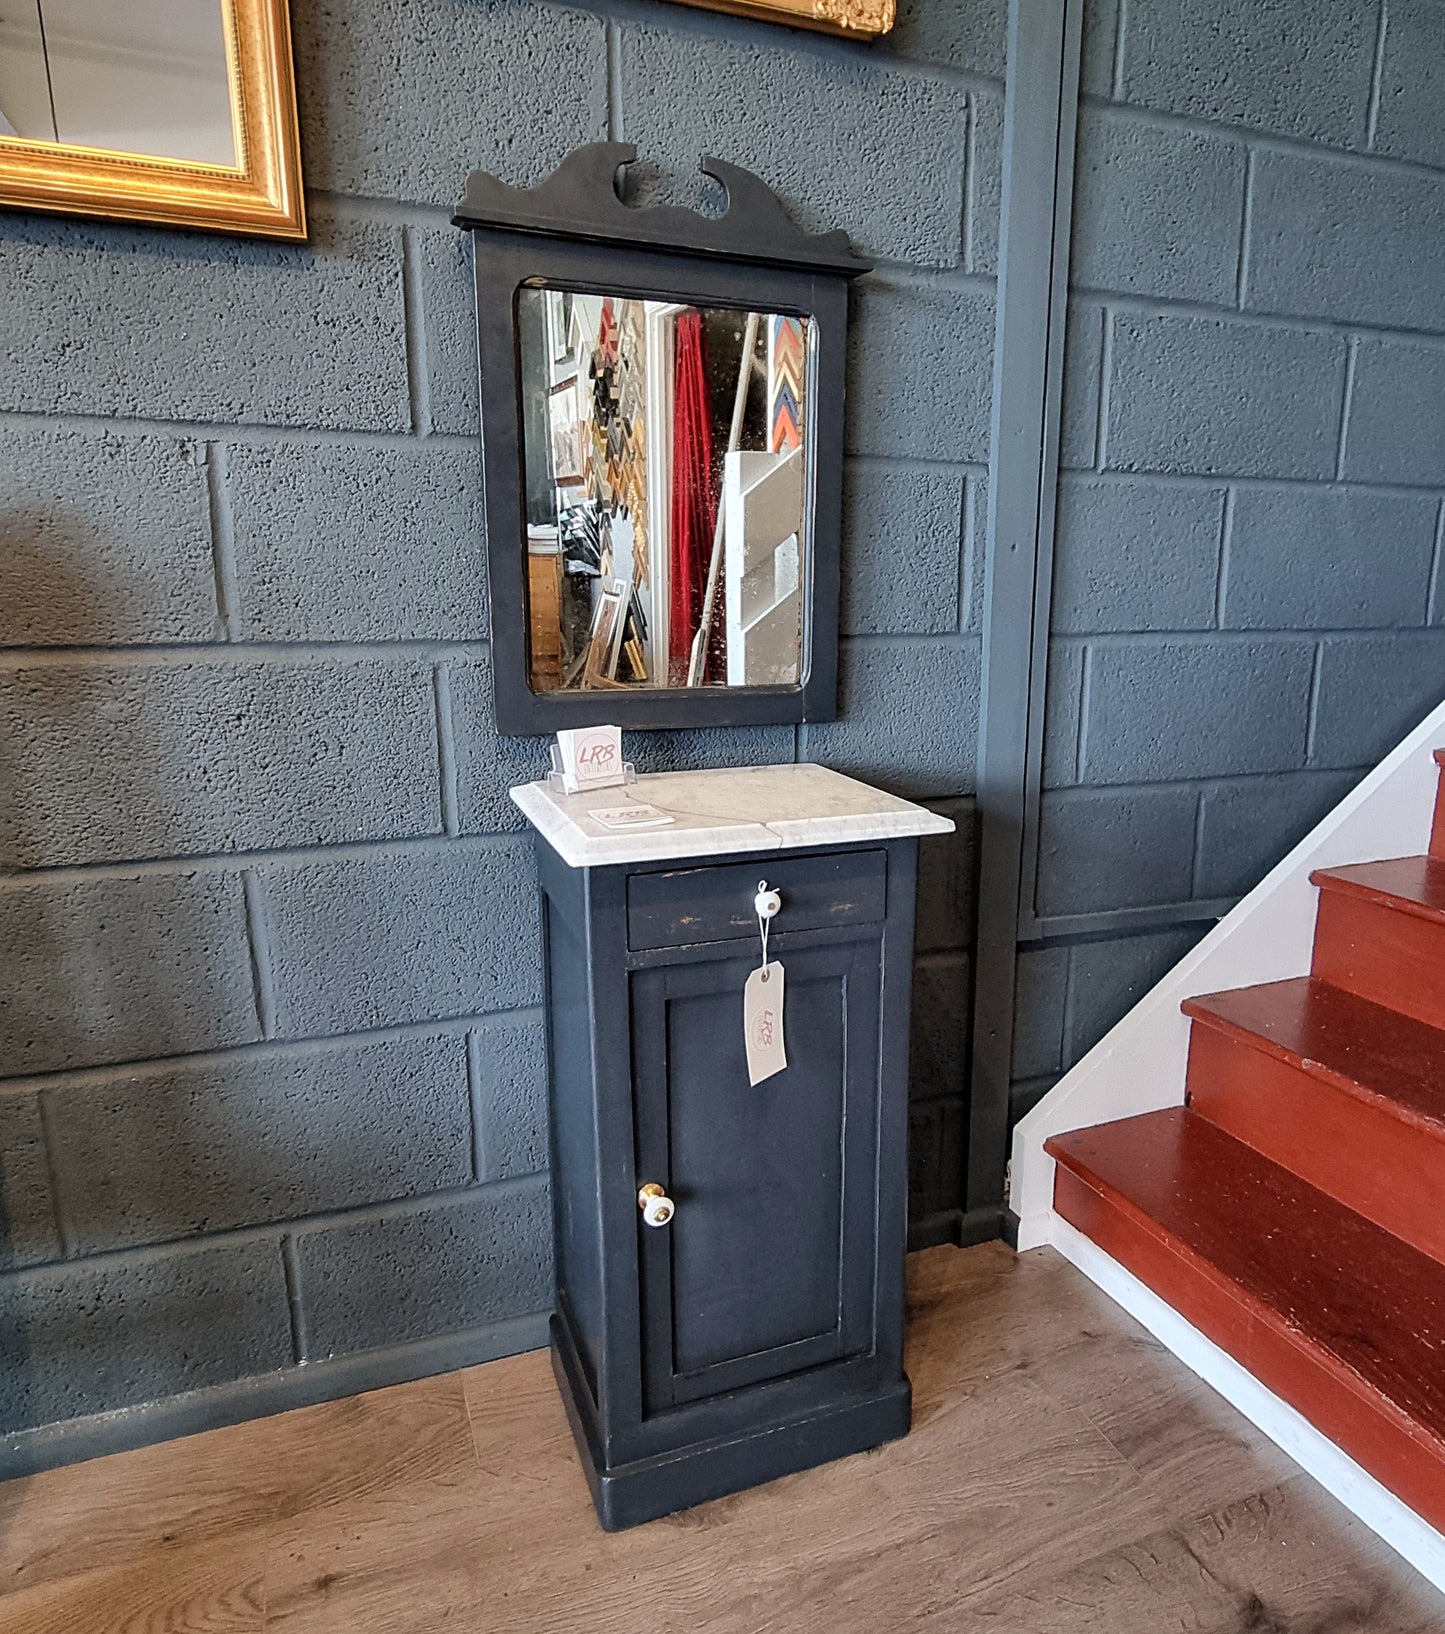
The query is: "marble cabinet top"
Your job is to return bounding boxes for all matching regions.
[510,763,955,868]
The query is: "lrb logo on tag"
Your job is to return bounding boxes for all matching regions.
[744,962,786,1085]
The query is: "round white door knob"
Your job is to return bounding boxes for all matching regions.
[754,887,782,920]
[637,1183,675,1228]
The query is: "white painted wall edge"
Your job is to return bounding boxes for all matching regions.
[1011,695,1445,1249]
[1046,1218,1445,1594]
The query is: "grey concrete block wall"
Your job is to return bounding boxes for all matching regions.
[1052,476,1224,634]
[291,0,608,204]
[259,841,544,1037]
[1012,948,1069,1081]
[841,463,969,636]
[1343,340,1445,487]
[46,1033,475,1254]
[1062,928,1206,1066]
[0,213,412,429]
[1108,0,1379,147]
[1194,771,1363,900]
[848,278,995,462]
[0,428,217,646]
[0,871,259,1075]
[906,1096,967,1237]
[0,0,998,1443]
[618,22,972,266]
[1036,786,1198,917]
[886,0,1005,78]
[915,797,978,956]
[909,957,972,1110]
[1040,640,1084,788]
[1312,633,1445,768]
[226,442,491,641]
[0,1097,60,1271]
[1023,0,1445,1109]
[1080,638,1316,784]
[1375,0,1445,170]
[965,90,1004,277]
[800,638,981,797]
[1221,489,1438,631]
[1104,313,1346,480]
[292,1180,552,1359]
[469,1016,549,1183]
[1245,151,1445,333]
[1071,111,1246,305]
[417,225,482,438]
[908,798,978,1230]
[0,1237,292,1433]
[1059,300,1104,469]
[0,658,442,868]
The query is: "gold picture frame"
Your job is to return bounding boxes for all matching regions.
[667,0,894,37]
[0,0,306,241]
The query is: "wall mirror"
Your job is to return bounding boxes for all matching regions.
[0,0,304,239]
[455,143,869,735]
[518,288,813,695]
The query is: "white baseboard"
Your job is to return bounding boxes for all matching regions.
[1047,1215,1445,1595]
[1013,1209,1051,1253]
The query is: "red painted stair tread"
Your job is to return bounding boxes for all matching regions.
[1184,977,1445,1134]
[1311,855,1445,924]
[1046,1107,1445,1447]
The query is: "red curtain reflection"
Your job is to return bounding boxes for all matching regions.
[669,309,714,684]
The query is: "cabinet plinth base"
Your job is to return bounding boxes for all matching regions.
[549,1319,911,1531]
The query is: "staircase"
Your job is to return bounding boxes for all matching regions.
[1047,748,1445,1538]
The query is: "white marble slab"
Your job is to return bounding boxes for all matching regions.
[510,763,955,868]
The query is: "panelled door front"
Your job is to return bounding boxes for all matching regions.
[630,935,882,1416]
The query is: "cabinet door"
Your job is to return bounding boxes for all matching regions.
[630,937,881,1415]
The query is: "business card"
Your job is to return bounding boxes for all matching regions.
[588,803,676,831]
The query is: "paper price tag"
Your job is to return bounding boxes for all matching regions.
[743,962,787,1086]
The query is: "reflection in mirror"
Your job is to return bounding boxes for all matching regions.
[518,286,812,694]
[0,0,236,167]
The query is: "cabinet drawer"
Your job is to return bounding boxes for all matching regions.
[627,850,887,951]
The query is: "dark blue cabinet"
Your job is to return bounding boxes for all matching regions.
[533,833,920,1529]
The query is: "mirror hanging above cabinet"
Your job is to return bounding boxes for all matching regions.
[453,142,869,735]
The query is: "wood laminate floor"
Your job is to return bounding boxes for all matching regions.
[1,1242,1441,1633]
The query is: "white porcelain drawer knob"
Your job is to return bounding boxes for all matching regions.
[754,886,782,919]
[637,1183,675,1228]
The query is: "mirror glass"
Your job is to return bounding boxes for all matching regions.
[517,285,813,694]
[0,0,237,167]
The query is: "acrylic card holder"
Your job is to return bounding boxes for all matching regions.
[546,744,637,797]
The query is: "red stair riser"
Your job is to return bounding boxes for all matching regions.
[1185,1022,1445,1266]
[1053,1166,1257,1347]
[1244,1315,1445,1536]
[1313,890,1445,1032]
[1053,1164,1445,1537]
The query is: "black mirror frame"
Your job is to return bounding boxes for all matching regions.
[453,143,871,737]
